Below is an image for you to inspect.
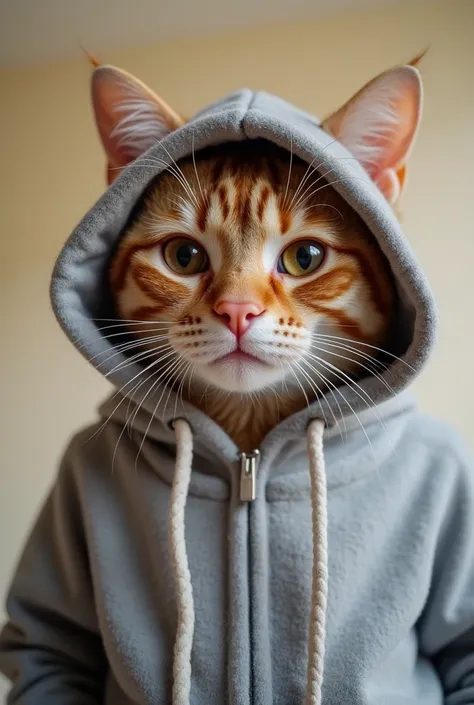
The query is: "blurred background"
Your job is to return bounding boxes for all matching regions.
[0,0,473,694]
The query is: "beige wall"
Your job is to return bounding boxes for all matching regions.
[0,0,473,691]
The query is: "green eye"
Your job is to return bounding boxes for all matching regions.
[278,240,325,277]
[163,237,209,275]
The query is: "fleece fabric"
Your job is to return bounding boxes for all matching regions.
[1,89,473,705]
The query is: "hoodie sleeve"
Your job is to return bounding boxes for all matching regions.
[0,445,107,704]
[417,443,474,704]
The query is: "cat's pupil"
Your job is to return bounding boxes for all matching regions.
[297,245,316,270]
[177,245,194,268]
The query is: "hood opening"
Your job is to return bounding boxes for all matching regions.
[98,137,417,400]
[51,90,437,429]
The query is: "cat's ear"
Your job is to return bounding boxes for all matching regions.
[91,65,184,185]
[322,64,422,204]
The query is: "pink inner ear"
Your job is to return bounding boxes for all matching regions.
[92,71,140,170]
[369,89,421,176]
[91,65,184,184]
[323,66,422,202]
[376,169,401,205]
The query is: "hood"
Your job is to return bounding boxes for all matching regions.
[50,89,437,434]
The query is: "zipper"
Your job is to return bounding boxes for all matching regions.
[239,450,260,502]
[240,451,260,704]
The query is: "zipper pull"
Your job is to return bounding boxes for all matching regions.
[239,450,260,502]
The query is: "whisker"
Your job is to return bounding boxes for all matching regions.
[312,333,415,371]
[99,340,171,372]
[124,155,199,208]
[292,147,363,208]
[105,348,175,407]
[312,337,387,370]
[75,324,171,352]
[288,139,339,209]
[278,361,291,398]
[92,318,176,324]
[305,350,377,409]
[252,387,263,410]
[314,323,360,328]
[311,340,386,377]
[159,357,190,425]
[103,344,173,378]
[139,355,184,426]
[165,194,192,213]
[149,142,201,209]
[310,337,398,401]
[293,175,368,212]
[287,365,310,409]
[199,382,211,405]
[111,415,136,475]
[124,361,165,433]
[268,385,282,422]
[192,131,205,206]
[267,381,284,421]
[304,358,374,458]
[98,328,170,341]
[300,202,344,220]
[126,350,180,428]
[174,361,193,421]
[297,358,345,438]
[293,360,330,428]
[304,351,389,439]
[288,146,361,211]
[187,362,196,400]
[282,133,294,210]
[118,159,198,211]
[98,332,169,348]
[290,152,362,213]
[124,366,166,434]
[98,347,167,381]
[91,318,177,331]
[291,165,337,212]
[127,353,184,453]
[91,335,169,365]
[85,355,169,444]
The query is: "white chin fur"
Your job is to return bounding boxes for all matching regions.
[193,357,287,393]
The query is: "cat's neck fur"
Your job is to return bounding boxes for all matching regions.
[186,384,310,452]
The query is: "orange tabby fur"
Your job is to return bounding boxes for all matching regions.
[110,141,395,450]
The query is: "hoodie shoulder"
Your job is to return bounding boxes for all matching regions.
[399,410,473,489]
[407,410,471,457]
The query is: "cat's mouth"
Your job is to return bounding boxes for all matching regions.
[188,341,294,392]
[215,350,268,365]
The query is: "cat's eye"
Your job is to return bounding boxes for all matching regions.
[163,237,209,276]
[278,240,325,277]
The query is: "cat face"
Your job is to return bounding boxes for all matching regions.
[91,59,422,399]
[110,141,394,394]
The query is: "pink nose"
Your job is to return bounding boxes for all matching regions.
[214,300,265,338]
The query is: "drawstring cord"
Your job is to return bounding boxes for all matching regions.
[305,419,328,705]
[169,417,328,705]
[169,419,195,705]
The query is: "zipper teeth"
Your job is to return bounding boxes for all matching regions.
[247,497,253,705]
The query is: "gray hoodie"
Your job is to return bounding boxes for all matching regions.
[1,90,473,705]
